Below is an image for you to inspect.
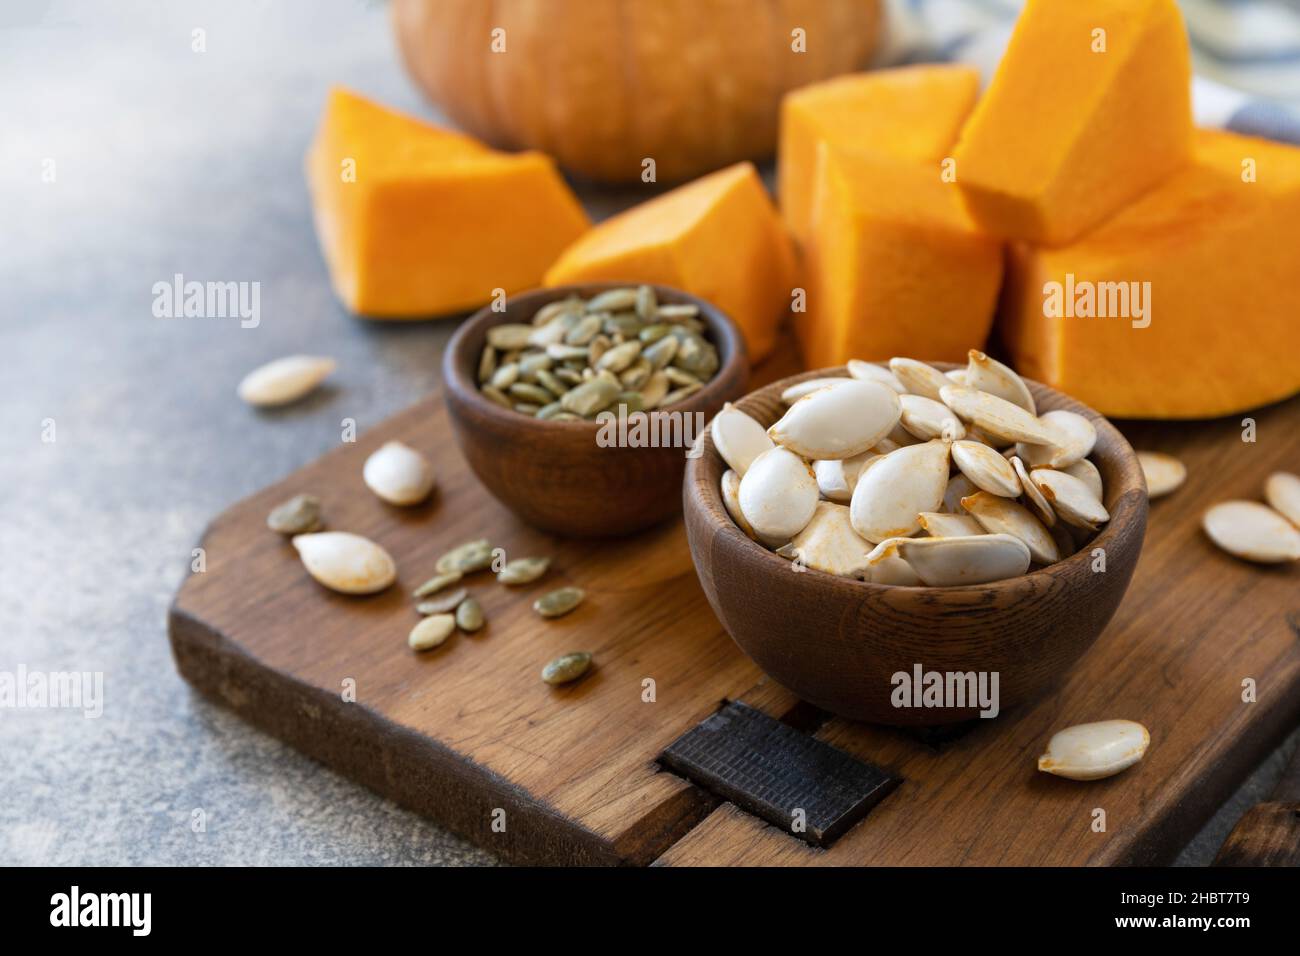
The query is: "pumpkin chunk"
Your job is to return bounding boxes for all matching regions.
[779,64,980,245]
[306,87,590,318]
[543,162,797,362]
[953,0,1193,245]
[796,146,1003,369]
[1000,130,1300,418]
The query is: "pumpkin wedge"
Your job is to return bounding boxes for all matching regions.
[306,87,589,318]
[1000,129,1300,418]
[543,162,797,362]
[779,64,980,244]
[953,0,1193,245]
[796,145,1002,369]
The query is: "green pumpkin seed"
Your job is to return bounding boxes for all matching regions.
[643,335,679,370]
[536,401,565,420]
[498,556,552,585]
[534,586,585,618]
[656,303,699,322]
[587,288,638,312]
[267,493,322,535]
[532,297,582,327]
[587,335,611,368]
[561,378,619,417]
[663,366,701,388]
[518,352,552,377]
[486,324,533,351]
[416,586,468,615]
[508,382,554,405]
[564,314,602,346]
[660,383,702,407]
[435,539,494,574]
[634,285,657,321]
[546,344,589,362]
[413,570,462,598]
[409,614,456,651]
[615,392,645,413]
[554,367,583,386]
[541,652,592,685]
[455,597,485,632]
[640,371,670,409]
[477,346,497,384]
[638,323,671,344]
[481,385,512,410]
[673,334,719,378]
[489,363,519,390]
[596,340,642,373]
[603,313,644,339]
[514,403,541,415]
[535,368,569,398]
[550,412,582,421]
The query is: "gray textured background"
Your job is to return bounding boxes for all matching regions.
[0,0,1293,867]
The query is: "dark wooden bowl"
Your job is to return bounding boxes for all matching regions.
[445,283,749,537]
[683,364,1149,725]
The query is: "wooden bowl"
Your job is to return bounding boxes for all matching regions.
[445,284,749,537]
[683,365,1149,725]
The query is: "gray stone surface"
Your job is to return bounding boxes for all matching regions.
[0,0,1292,867]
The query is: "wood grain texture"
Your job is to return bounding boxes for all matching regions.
[443,283,748,537]
[658,391,1300,865]
[684,364,1148,724]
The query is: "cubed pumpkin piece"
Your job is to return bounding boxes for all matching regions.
[1000,130,1300,418]
[543,162,797,362]
[306,87,590,318]
[797,146,1003,369]
[953,0,1193,245]
[779,64,980,244]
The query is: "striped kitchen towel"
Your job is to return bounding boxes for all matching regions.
[875,0,1300,144]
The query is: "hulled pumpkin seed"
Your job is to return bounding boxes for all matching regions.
[534,587,585,618]
[640,371,671,409]
[532,297,581,327]
[413,570,462,599]
[416,587,468,615]
[587,288,638,312]
[534,369,569,399]
[561,376,620,416]
[635,285,657,321]
[435,538,494,574]
[536,401,565,420]
[673,334,719,378]
[514,403,541,415]
[1037,720,1149,781]
[660,383,702,406]
[554,367,583,386]
[663,366,701,388]
[642,335,679,370]
[619,358,653,390]
[498,556,551,585]
[542,651,592,685]
[655,303,699,321]
[455,597,485,632]
[486,324,534,351]
[267,493,322,535]
[508,382,553,405]
[564,314,602,346]
[409,614,456,651]
[490,363,520,390]
[477,346,497,384]
[596,340,642,373]
[481,385,512,410]
[546,343,589,362]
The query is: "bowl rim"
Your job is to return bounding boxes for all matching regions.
[442,282,749,431]
[685,362,1148,598]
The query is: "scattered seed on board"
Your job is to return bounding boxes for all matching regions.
[1265,471,1300,527]
[542,651,593,685]
[267,493,322,534]
[413,570,462,599]
[238,355,336,407]
[1137,451,1186,499]
[1037,720,1150,781]
[409,614,456,651]
[498,556,551,585]
[435,538,494,574]
[1202,500,1300,564]
[416,586,468,616]
[456,597,485,633]
[534,586,585,618]
[292,531,396,595]
[362,441,436,506]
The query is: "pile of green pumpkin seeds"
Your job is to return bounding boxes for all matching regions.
[477,286,720,419]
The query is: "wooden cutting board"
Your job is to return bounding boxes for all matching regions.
[169,347,1300,866]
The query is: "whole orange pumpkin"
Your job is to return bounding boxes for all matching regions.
[391,0,883,184]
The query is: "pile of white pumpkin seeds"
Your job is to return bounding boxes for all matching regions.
[477,286,720,419]
[714,350,1113,587]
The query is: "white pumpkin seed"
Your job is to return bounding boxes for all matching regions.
[237,355,335,407]
[769,380,902,460]
[951,440,1021,498]
[739,447,819,541]
[961,492,1059,565]
[789,501,874,578]
[1037,720,1149,781]
[456,598,485,632]
[1016,410,1096,469]
[1202,500,1300,563]
[711,403,774,476]
[1265,471,1300,527]
[847,360,906,393]
[409,614,456,651]
[292,531,396,595]
[416,587,468,615]
[1137,451,1186,500]
[864,539,922,586]
[1031,469,1109,531]
[498,556,551,585]
[1012,455,1056,527]
[894,533,1031,587]
[534,586,585,618]
[413,570,462,599]
[362,441,435,506]
[939,386,1060,446]
[850,440,950,543]
[917,512,985,538]
[945,368,968,387]
[1063,458,1104,501]
[964,350,1036,414]
[899,394,967,442]
[813,451,877,503]
[542,651,592,685]
[267,494,322,535]
[780,377,854,404]
[942,473,977,514]
[720,469,758,540]
[888,357,950,400]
